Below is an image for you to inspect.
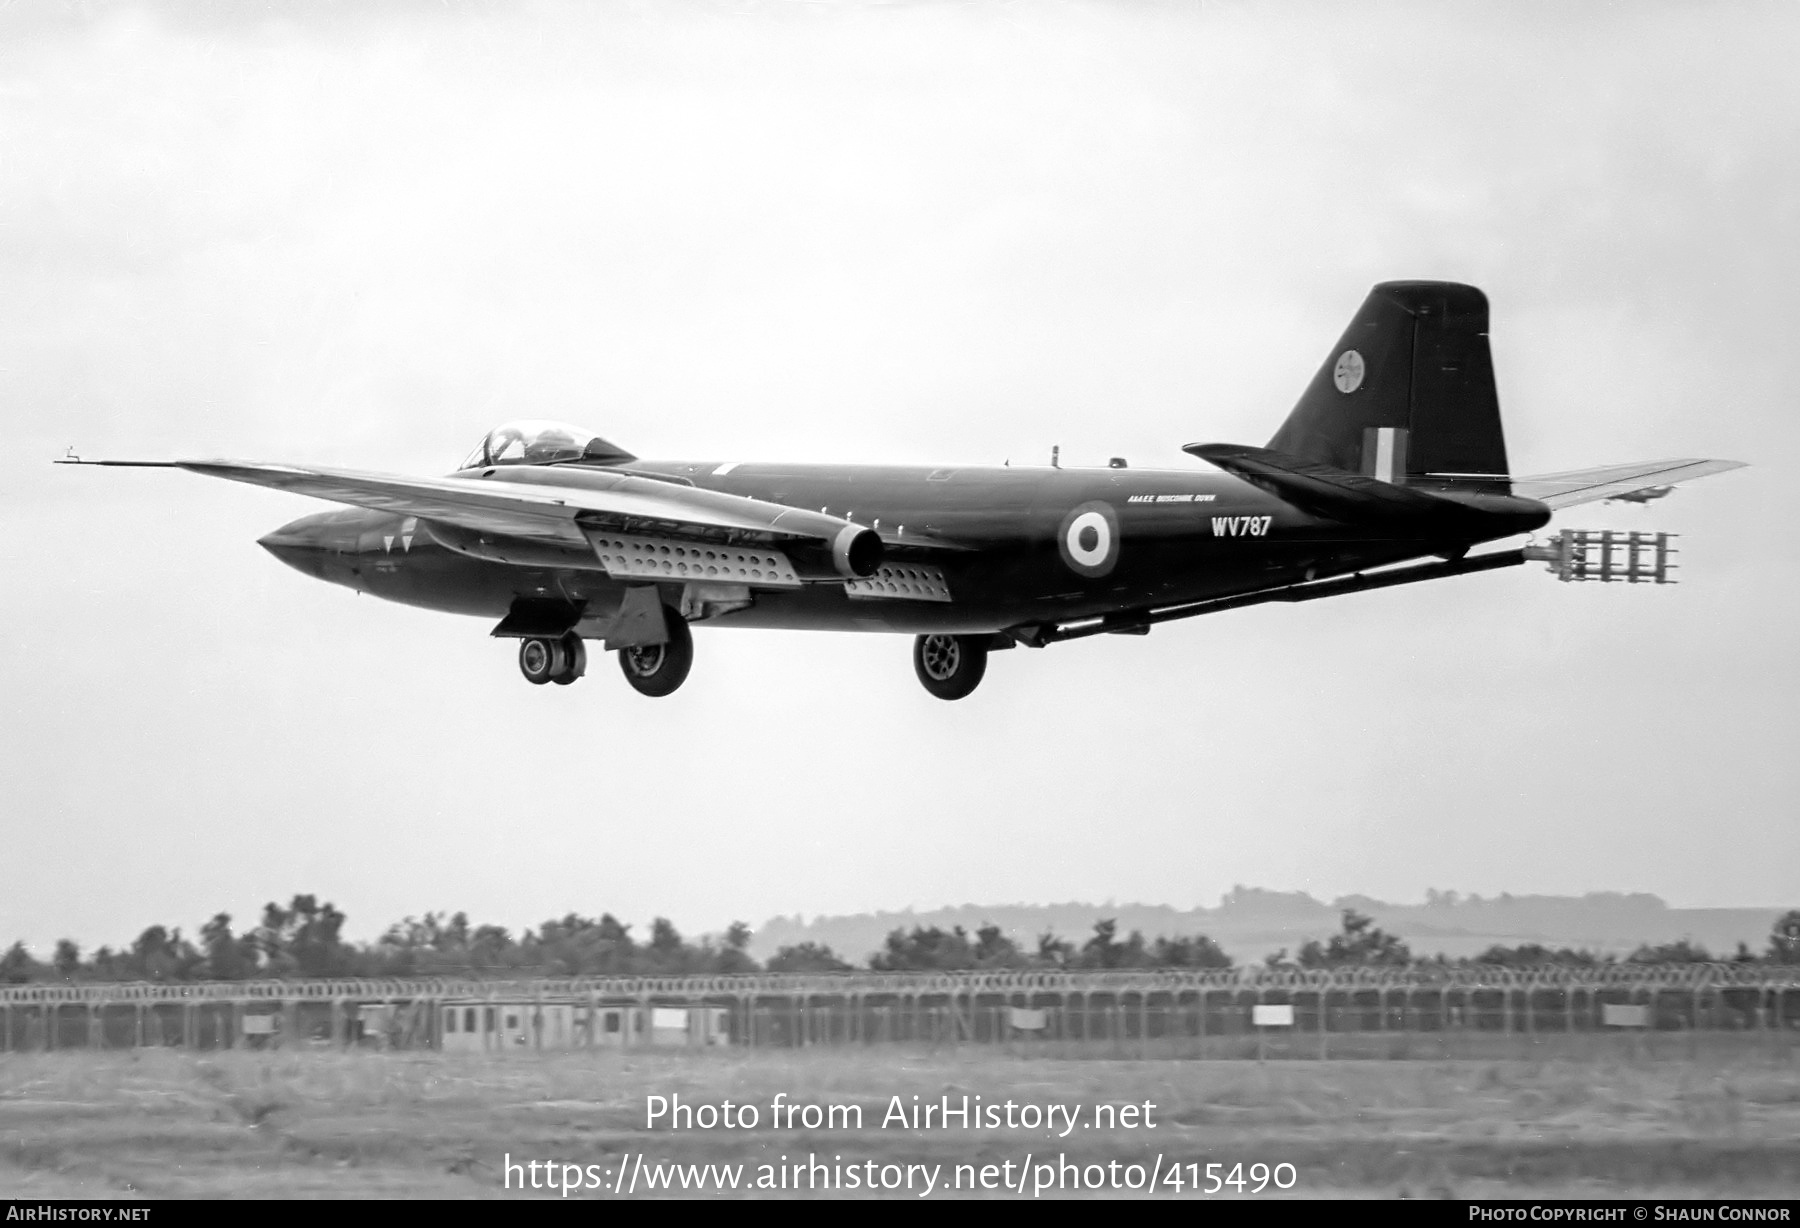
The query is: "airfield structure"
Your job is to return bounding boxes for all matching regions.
[1,966,1797,1055]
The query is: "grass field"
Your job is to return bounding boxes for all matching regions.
[2,1042,1798,1199]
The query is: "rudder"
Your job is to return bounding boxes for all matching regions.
[1267,281,1510,485]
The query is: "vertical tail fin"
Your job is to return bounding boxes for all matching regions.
[1267,281,1510,486]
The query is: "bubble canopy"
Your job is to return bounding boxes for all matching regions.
[458,420,636,470]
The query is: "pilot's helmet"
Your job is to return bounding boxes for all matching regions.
[485,425,527,464]
[521,425,581,464]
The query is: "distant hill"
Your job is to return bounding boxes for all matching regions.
[749,887,1788,965]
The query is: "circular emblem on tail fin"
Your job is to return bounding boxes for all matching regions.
[1334,349,1365,393]
[1057,501,1120,578]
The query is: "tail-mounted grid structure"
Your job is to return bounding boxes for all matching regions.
[1524,530,1676,584]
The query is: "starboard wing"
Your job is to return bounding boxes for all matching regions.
[60,457,864,552]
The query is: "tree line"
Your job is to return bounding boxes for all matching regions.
[4,899,1798,984]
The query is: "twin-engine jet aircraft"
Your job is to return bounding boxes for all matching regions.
[65,281,1743,699]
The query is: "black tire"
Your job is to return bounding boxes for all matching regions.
[551,634,587,685]
[518,637,565,686]
[912,633,988,700]
[618,614,693,697]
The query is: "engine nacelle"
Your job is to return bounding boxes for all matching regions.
[427,518,883,586]
[832,525,884,578]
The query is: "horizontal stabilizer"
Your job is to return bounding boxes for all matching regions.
[1186,443,1461,524]
[1184,443,1546,535]
[1511,459,1746,509]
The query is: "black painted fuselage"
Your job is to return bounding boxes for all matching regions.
[262,458,1498,640]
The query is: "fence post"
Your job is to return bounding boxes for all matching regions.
[1688,986,1700,1060]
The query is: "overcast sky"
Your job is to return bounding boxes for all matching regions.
[2,1,1795,953]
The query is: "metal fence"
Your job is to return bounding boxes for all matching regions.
[2,966,1797,1055]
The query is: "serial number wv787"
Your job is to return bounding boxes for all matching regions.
[1211,515,1274,537]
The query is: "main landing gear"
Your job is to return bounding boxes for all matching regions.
[912,633,988,701]
[522,625,985,701]
[617,614,693,698]
[516,622,696,697]
[518,633,587,686]
[514,615,696,698]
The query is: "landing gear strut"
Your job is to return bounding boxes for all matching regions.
[518,633,587,686]
[913,633,988,700]
[618,614,694,698]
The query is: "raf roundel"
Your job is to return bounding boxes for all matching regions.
[1057,501,1120,578]
[1333,349,1365,394]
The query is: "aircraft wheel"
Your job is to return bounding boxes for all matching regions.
[551,633,587,685]
[618,614,693,697]
[518,636,567,686]
[913,633,987,700]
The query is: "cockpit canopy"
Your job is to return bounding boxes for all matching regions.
[458,420,636,471]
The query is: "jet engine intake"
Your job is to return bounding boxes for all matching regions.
[831,525,885,578]
[777,524,885,581]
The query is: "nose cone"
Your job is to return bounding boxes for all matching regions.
[258,511,343,579]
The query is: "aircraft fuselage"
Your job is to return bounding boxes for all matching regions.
[261,458,1505,640]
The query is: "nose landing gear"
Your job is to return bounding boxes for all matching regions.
[913,633,988,700]
[518,633,587,686]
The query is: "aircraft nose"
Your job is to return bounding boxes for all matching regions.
[258,513,339,579]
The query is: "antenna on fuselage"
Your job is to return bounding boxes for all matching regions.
[1051,445,1060,469]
